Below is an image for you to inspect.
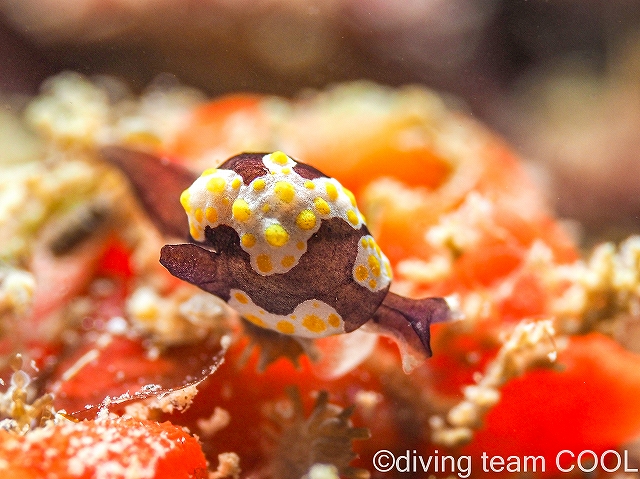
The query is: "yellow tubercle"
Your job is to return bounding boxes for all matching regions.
[246,314,266,328]
[276,320,295,334]
[256,254,273,273]
[234,292,249,304]
[232,199,251,222]
[325,183,338,201]
[355,265,369,281]
[241,233,256,248]
[296,210,316,230]
[302,314,327,333]
[265,223,289,247]
[205,207,217,223]
[271,151,289,166]
[274,181,296,203]
[180,189,190,209]
[281,255,296,268]
[368,254,381,277]
[207,177,227,193]
[252,178,266,191]
[328,314,341,328]
[189,223,200,239]
[313,197,331,215]
[343,187,357,207]
[346,209,359,226]
[201,168,217,177]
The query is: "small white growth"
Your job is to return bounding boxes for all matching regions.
[0,267,35,316]
[304,464,340,479]
[105,316,128,335]
[210,452,241,479]
[196,407,231,437]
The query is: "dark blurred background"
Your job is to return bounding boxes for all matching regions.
[1,0,640,245]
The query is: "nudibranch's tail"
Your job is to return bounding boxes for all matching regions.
[371,292,451,372]
[101,146,196,239]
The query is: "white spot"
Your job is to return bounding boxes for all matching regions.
[228,288,345,338]
[183,152,366,275]
[352,235,392,292]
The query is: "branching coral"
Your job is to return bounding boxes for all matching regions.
[550,236,640,336]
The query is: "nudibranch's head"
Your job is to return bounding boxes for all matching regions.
[176,151,393,338]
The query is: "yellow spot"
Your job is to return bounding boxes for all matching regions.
[297,241,305,250]
[241,233,256,248]
[296,210,316,230]
[368,255,381,276]
[232,199,251,222]
[355,265,369,282]
[179,189,190,209]
[369,279,377,289]
[201,168,217,177]
[385,261,393,278]
[281,256,295,268]
[252,178,266,191]
[361,237,368,247]
[302,314,327,333]
[207,177,226,193]
[343,187,357,207]
[313,302,319,308]
[276,320,295,334]
[274,181,296,203]
[290,315,297,320]
[205,207,218,223]
[271,151,289,166]
[256,254,273,273]
[194,208,203,223]
[282,167,291,174]
[313,197,331,215]
[246,315,266,328]
[231,177,242,189]
[328,314,341,328]
[368,237,375,248]
[265,224,289,247]
[346,209,359,225]
[325,182,338,201]
[234,292,249,304]
[189,223,200,239]
[304,181,315,190]
[222,197,230,206]
[262,204,271,213]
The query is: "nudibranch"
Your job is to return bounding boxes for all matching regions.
[102,147,450,359]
